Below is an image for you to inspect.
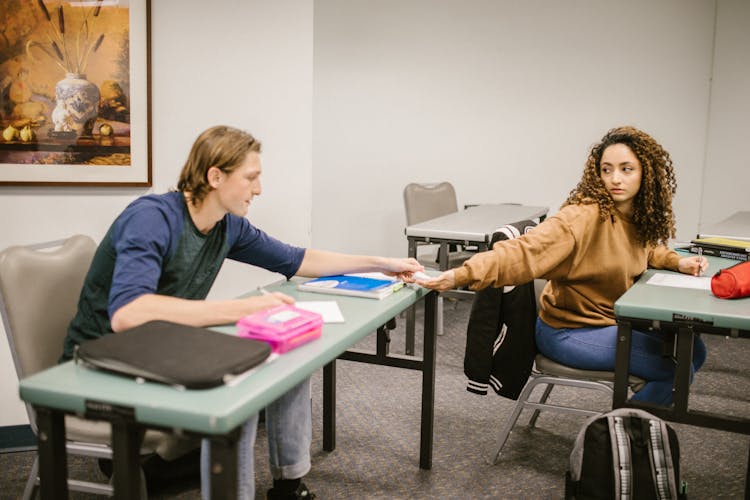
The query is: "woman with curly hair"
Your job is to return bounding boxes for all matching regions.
[413,126,707,405]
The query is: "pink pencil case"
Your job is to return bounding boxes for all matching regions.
[236,305,323,354]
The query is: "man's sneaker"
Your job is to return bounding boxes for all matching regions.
[267,481,316,499]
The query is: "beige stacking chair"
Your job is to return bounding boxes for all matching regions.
[403,182,476,337]
[403,181,476,269]
[0,235,195,498]
[490,280,645,464]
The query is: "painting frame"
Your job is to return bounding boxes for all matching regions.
[0,0,152,187]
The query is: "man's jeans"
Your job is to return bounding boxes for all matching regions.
[535,318,706,406]
[200,378,312,499]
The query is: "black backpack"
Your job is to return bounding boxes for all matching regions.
[565,408,688,500]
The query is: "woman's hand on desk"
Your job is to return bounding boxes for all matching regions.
[413,270,456,292]
[678,255,709,277]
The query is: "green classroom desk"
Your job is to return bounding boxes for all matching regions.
[19,280,437,499]
[613,253,750,495]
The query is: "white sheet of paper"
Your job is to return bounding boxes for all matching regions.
[295,301,345,323]
[646,273,712,291]
[412,271,432,281]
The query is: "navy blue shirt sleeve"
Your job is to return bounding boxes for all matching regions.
[226,216,305,278]
[107,199,181,318]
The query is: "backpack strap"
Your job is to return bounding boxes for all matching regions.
[645,417,679,499]
[609,415,633,499]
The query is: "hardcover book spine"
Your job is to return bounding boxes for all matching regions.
[689,245,749,262]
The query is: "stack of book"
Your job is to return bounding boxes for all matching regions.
[690,236,750,262]
[297,273,404,299]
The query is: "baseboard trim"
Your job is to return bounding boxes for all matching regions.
[0,424,36,453]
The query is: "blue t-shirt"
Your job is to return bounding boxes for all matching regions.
[62,191,305,360]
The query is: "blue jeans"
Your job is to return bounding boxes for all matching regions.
[535,318,706,406]
[200,378,312,500]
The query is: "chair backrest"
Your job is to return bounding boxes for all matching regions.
[533,279,547,309]
[0,235,96,381]
[403,182,459,226]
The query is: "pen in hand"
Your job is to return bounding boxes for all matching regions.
[258,287,271,295]
[696,247,703,276]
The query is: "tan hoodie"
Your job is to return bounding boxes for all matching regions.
[452,203,680,329]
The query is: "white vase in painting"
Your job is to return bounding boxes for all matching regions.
[52,73,100,137]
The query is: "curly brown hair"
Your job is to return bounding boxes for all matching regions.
[177,126,262,206]
[563,126,677,246]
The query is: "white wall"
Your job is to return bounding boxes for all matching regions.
[0,1,313,426]
[701,0,750,230]
[312,0,717,256]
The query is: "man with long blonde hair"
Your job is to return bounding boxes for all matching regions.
[63,125,423,499]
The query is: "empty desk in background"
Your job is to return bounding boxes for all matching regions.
[19,281,438,499]
[613,254,750,496]
[403,203,548,355]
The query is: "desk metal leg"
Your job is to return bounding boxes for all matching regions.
[673,326,694,416]
[377,324,391,356]
[209,431,240,500]
[420,291,437,470]
[336,294,437,469]
[111,420,144,500]
[406,238,418,355]
[406,305,416,356]
[613,320,632,408]
[323,360,336,451]
[36,407,68,500]
[437,242,449,270]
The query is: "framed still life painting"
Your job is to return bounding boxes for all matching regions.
[0,0,151,186]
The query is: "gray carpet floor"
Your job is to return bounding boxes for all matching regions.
[1,298,748,499]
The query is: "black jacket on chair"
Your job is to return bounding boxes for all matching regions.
[464,219,538,400]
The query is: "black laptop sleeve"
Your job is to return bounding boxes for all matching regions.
[75,320,272,389]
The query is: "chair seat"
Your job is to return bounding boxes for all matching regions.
[534,354,646,392]
[65,415,199,461]
[491,353,649,464]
